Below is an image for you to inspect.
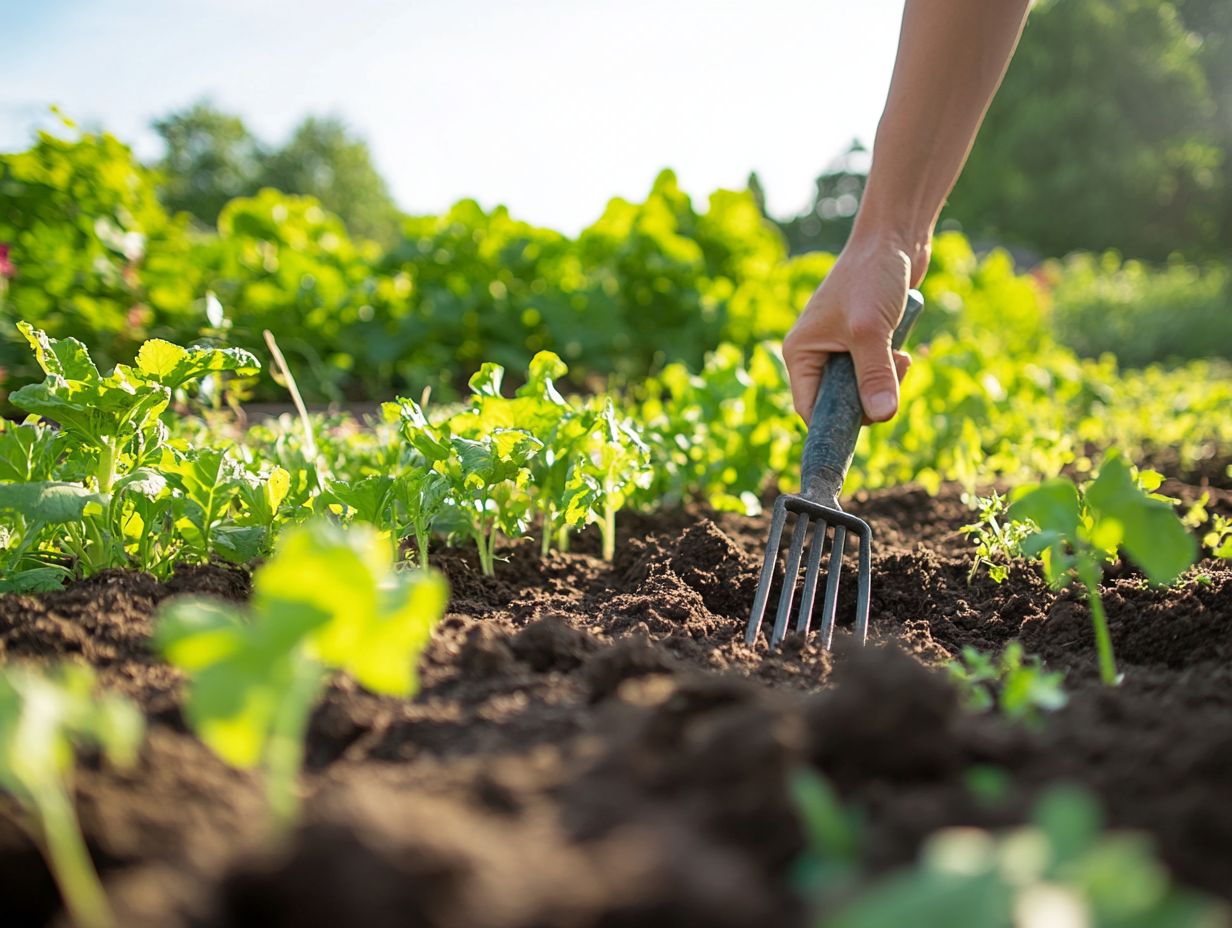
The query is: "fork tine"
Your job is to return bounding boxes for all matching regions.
[794,519,828,635]
[745,497,788,645]
[769,514,811,647]
[854,527,873,644]
[817,524,847,649]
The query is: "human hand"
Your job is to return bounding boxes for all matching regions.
[782,237,926,424]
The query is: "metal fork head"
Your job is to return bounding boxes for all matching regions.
[744,493,872,650]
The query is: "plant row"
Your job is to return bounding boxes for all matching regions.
[4,122,1230,410]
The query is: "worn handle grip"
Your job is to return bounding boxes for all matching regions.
[800,289,925,504]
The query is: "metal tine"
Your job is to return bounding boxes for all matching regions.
[769,513,811,647]
[816,524,847,649]
[744,498,789,645]
[794,519,828,635]
[853,528,873,644]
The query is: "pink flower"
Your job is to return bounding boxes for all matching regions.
[0,244,14,280]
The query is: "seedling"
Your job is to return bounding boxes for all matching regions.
[563,398,651,561]
[946,641,1067,727]
[1009,453,1197,684]
[824,786,1222,928]
[959,490,1036,583]
[0,665,144,928]
[157,519,447,828]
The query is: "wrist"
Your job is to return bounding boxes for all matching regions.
[844,220,932,286]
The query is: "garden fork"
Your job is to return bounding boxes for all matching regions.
[745,290,924,650]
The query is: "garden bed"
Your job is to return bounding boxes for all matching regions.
[1,477,1230,927]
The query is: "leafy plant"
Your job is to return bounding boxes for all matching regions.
[1009,454,1198,684]
[960,490,1037,583]
[946,642,1067,727]
[157,519,447,828]
[563,399,651,561]
[0,665,144,928]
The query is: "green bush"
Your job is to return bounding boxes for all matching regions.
[1048,253,1232,367]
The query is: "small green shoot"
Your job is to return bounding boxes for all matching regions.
[157,519,448,829]
[1009,453,1197,685]
[946,642,1067,727]
[960,490,1036,583]
[789,768,863,902]
[0,665,144,928]
[822,786,1224,928]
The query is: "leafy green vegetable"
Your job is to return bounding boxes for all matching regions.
[0,665,144,928]
[157,519,448,827]
[1009,453,1198,684]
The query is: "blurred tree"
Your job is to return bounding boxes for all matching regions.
[1174,0,1232,244]
[776,140,868,255]
[746,171,767,214]
[153,102,264,228]
[260,117,400,247]
[945,0,1228,260]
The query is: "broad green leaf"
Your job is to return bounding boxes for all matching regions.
[212,525,267,564]
[468,362,505,397]
[0,481,104,523]
[135,341,261,390]
[157,598,250,670]
[1008,479,1082,538]
[0,568,68,593]
[134,339,189,379]
[1085,455,1197,584]
[16,322,99,382]
[113,468,168,499]
[344,570,449,694]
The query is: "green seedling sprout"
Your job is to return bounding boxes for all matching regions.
[563,398,652,561]
[0,665,144,928]
[960,490,1036,583]
[946,641,1067,727]
[1009,453,1197,685]
[803,784,1225,928]
[157,519,448,829]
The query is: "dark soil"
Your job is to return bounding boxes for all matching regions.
[1,479,1231,927]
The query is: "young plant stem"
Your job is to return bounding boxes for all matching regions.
[95,440,117,494]
[415,526,431,570]
[1078,561,1118,685]
[556,524,570,553]
[264,658,325,834]
[33,786,114,928]
[602,497,616,562]
[472,520,497,576]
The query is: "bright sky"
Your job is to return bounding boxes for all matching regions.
[1,0,905,233]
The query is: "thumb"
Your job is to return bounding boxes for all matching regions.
[850,338,900,422]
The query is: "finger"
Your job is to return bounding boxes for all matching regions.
[892,350,912,384]
[850,340,900,422]
[787,351,828,422]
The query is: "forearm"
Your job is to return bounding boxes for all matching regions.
[853,0,1031,276]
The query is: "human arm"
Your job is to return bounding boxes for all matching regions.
[783,0,1032,422]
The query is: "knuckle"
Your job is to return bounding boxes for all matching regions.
[848,314,887,342]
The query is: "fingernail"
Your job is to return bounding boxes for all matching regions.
[866,391,896,420]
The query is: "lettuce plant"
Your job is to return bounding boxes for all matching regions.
[0,666,144,928]
[563,398,651,561]
[157,520,447,827]
[385,393,540,576]
[10,324,257,493]
[1009,454,1197,684]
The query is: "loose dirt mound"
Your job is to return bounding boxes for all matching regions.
[1,482,1231,927]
